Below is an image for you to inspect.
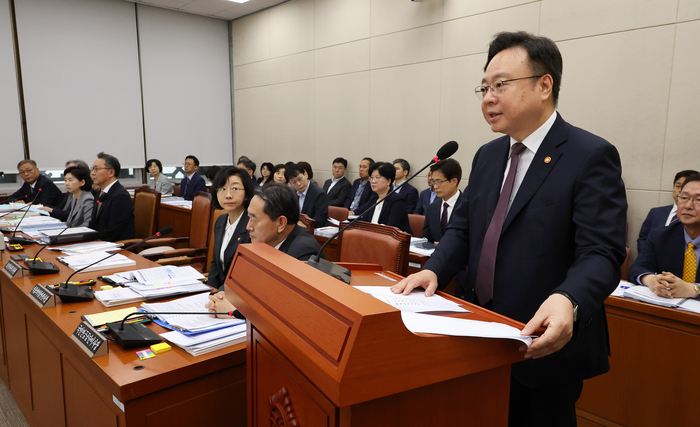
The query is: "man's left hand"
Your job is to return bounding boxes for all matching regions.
[657,272,697,298]
[520,293,574,359]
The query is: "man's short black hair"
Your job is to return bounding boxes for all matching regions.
[238,159,256,173]
[64,166,93,192]
[369,162,395,186]
[185,155,200,167]
[362,157,375,166]
[146,159,163,173]
[333,157,347,168]
[674,170,699,185]
[430,158,462,182]
[211,166,255,210]
[284,164,305,181]
[297,161,314,179]
[254,183,299,225]
[97,152,121,175]
[680,173,700,192]
[485,31,563,106]
[393,158,410,174]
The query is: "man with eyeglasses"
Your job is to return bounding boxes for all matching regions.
[322,157,352,207]
[285,163,329,227]
[179,155,206,201]
[7,159,63,207]
[630,173,700,299]
[392,31,627,426]
[89,152,135,242]
[637,169,699,253]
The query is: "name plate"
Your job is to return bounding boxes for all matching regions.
[71,322,109,358]
[28,284,56,308]
[3,260,23,278]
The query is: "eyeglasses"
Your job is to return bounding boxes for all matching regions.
[218,186,245,194]
[18,169,35,175]
[430,179,450,187]
[183,162,195,167]
[369,176,386,183]
[474,75,543,100]
[91,167,112,172]
[677,194,700,208]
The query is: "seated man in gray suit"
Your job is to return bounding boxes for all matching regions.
[206,183,324,316]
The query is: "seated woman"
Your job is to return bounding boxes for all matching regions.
[356,162,412,234]
[272,163,288,184]
[146,158,174,195]
[257,162,274,185]
[40,166,94,227]
[207,166,255,293]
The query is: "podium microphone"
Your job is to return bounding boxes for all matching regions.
[26,226,71,275]
[55,226,174,303]
[8,190,43,245]
[108,310,236,349]
[307,140,459,283]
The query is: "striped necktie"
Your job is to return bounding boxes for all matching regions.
[440,202,449,234]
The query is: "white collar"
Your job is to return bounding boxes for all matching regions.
[509,110,558,154]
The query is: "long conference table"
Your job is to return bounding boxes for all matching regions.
[0,240,247,427]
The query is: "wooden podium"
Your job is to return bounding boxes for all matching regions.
[225,245,527,427]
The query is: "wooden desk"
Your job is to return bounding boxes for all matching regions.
[576,296,700,427]
[0,243,246,427]
[158,204,191,239]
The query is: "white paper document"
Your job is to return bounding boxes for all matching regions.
[133,265,204,285]
[401,312,533,347]
[622,285,700,313]
[354,286,469,313]
[142,293,242,332]
[610,280,634,297]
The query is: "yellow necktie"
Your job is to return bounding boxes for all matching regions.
[683,243,697,283]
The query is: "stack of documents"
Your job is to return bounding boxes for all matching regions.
[142,293,247,356]
[52,241,122,255]
[94,265,211,307]
[160,198,192,208]
[314,226,339,238]
[56,252,136,272]
[409,237,435,256]
[621,283,700,314]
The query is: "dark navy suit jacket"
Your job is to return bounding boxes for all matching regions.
[300,183,329,227]
[394,181,419,214]
[179,173,207,201]
[89,181,135,242]
[425,114,627,387]
[357,192,412,235]
[413,188,436,215]
[210,212,250,292]
[637,205,673,253]
[7,174,64,207]
[629,221,699,284]
[322,177,352,207]
[344,178,374,211]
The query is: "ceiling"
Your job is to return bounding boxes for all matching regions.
[125,0,288,21]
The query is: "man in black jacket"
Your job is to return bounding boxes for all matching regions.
[322,157,352,207]
[7,160,63,207]
[89,152,135,242]
[285,164,329,227]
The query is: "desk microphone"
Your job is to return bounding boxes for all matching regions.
[107,310,236,349]
[8,190,43,245]
[307,141,459,283]
[26,226,70,275]
[55,226,174,303]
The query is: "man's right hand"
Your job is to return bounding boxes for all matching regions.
[390,270,439,296]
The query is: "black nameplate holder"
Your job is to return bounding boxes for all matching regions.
[3,259,23,278]
[28,284,56,308]
[71,322,109,358]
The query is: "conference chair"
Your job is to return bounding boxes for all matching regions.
[172,184,180,197]
[139,192,213,271]
[299,213,316,235]
[620,247,631,280]
[328,206,349,223]
[336,221,411,276]
[204,208,227,274]
[408,214,424,238]
[116,187,160,248]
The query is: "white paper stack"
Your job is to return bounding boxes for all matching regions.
[161,325,247,356]
[56,252,136,272]
[142,293,243,332]
[53,241,122,255]
[160,197,192,208]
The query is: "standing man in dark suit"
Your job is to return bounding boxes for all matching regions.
[7,160,64,207]
[89,152,135,242]
[637,169,699,253]
[392,32,627,426]
[322,157,352,207]
[179,155,206,200]
[345,157,374,213]
[285,164,329,227]
[413,171,437,215]
[629,173,700,298]
[206,183,324,317]
[393,158,419,213]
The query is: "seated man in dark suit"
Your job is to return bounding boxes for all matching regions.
[179,155,207,200]
[206,182,324,317]
[7,160,64,207]
[237,158,259,187]
[413,171,437,215]
[285,164,329,227]
[345,157,374,213]
[393,158,419,214]
[629,173,700,298]
[637,169,699,253]
[89,152,135,242]
[322,157,352,207]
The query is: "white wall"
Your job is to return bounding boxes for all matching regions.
[231,0,700,261]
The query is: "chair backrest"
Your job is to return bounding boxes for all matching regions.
[172,184,180,197]
[206,209,227,273]
[337,221,411,276]
[299,213,315,235]
[328,206,349,223]
[133,187,161,238]
[408,214,424,237]
[620,246,631,280]
[189,192,213,250]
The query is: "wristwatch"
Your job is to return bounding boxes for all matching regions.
[553,291,579,322]
[694,284,700,299]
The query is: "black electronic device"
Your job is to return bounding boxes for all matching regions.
[26,227,70,275]
[307,141,459,283]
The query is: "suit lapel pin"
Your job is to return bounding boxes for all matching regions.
[544,156,552,164]
[237,237,240,241]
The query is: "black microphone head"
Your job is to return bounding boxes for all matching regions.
[159,226,174,236]
[436,141,458,160]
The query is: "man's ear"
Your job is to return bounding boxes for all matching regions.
[276,215,289,233]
